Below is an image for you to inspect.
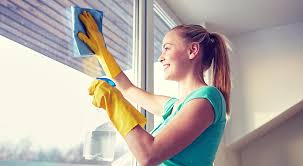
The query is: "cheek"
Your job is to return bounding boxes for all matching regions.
[170,50,188,67]
[165,55,185,78]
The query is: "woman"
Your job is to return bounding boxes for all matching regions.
[79,11,231,166]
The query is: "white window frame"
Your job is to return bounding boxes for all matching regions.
[134,0,181,133]
[144,1,180,132]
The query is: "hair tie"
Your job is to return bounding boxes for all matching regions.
[209,33,215,44]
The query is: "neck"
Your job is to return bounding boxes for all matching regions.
[177,72,207,101]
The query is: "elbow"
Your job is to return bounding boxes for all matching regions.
[139,156,158,166]
[139,160,152,166]
[127,131,159,165]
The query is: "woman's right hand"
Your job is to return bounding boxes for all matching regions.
[77,11,168,116]
[77,11,107,55]
[77,11,122,79]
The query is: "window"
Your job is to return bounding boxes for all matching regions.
[0,0,134,77]
[0,0,134,165]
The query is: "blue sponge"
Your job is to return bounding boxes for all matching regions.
[70,6,103,57]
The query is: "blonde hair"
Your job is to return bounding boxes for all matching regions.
[172,25,231,116]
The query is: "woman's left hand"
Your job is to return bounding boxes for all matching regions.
[88,79,147,138]
[88,79,122,109]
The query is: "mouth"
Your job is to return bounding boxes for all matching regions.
[163,64,170,70]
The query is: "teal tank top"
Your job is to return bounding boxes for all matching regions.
[150,86,227,166]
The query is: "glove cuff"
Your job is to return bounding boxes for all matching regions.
[96,49,122,78]
[108,95,147,138]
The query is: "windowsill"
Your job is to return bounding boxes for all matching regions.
[228,100,303,150]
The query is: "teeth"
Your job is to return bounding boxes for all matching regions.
[163,64,169,70]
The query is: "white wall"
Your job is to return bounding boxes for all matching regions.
[240,109,303,166]
[225,22,303,145]
[215,139,240,166]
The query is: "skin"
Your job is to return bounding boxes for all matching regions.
[78,12,215,165]
[123,30,215,165]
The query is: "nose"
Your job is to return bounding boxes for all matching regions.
[158,52,165,63]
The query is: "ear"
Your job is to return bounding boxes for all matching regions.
[188,42,200,60]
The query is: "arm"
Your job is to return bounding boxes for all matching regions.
[78,11,169,116]
[125,98,215,165]
[114,72,170,116]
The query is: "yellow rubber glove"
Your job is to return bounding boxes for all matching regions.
[78,11,121,78]
[89,79,147,138]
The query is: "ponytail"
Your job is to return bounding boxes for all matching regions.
[207,33,231,116]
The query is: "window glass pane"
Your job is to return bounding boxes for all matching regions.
[0,0,134,165]
[0,0,133,77]
[153,8,178,126]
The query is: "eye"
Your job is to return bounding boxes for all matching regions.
[162,44,171,52]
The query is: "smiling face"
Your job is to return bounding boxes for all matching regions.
[159,30,200,81]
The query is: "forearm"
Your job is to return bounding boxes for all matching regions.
[114,72,167,116]
[125,125,159,166]
[113,71,133,93]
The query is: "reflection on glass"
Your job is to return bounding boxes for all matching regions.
[0,0,134,165]
[0,36,133,165]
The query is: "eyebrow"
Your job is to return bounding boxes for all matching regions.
[162,43,174,48]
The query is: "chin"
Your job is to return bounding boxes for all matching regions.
[164,73,176,81]
[163,74,170,80]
